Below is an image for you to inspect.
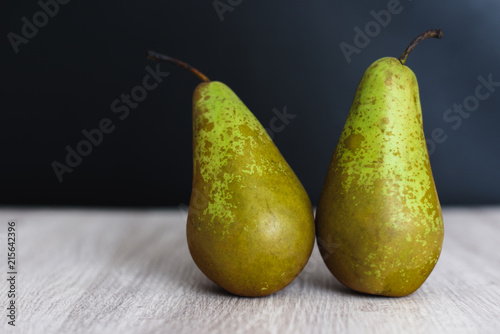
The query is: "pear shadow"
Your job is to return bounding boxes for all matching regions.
[196,279,235,297]
[198,274,296,299]
[311,273,417,299]
[306,265,411,299]
[307,269,347,294]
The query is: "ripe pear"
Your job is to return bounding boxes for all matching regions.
[316,30,445,297]
[147,52,315,297]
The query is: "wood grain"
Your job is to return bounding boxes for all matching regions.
[1,207,499,334]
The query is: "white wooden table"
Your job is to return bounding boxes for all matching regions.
[0,207,499,334]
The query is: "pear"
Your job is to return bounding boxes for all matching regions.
[147,52,315,297]
[316,30,445,297]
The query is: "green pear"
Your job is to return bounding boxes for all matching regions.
[147,52,315,297]
[316,30,445,297]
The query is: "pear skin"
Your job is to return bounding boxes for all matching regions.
[186,81,315,297]
[316,55,444,297]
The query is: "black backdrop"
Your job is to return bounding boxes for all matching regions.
[2,0,500,207]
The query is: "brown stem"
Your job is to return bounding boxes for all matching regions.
[399,29,443,65]
[146,51,210,82]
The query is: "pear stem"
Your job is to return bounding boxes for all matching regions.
[146,51,210,82]
[399,29,443,65]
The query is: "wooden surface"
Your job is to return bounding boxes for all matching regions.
[1,207,499,334]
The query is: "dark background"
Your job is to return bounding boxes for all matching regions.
[2,0,500,207]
